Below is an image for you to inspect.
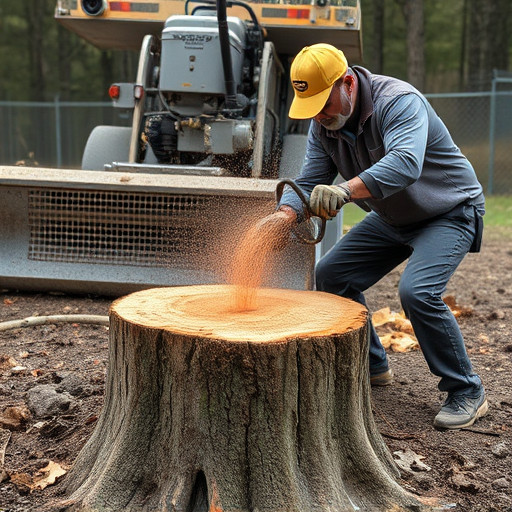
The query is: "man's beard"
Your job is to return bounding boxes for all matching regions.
[318,113,350,131]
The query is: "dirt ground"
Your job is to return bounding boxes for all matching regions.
[0,227,511,512]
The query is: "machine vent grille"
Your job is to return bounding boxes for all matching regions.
[28,189,217,268]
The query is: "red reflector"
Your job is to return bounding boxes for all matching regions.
[109,84,121,99]
[110,2,131,11]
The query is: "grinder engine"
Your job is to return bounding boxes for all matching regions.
[145,2,264,168]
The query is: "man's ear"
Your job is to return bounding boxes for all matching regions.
[343,73,355,92]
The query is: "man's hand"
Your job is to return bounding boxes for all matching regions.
[309,184,351,219]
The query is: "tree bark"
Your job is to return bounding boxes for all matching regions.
[371,0,385,74]
[61,285,431,512]
[25,0,47,101]
[466,0,511,91]
[397,0,425,91]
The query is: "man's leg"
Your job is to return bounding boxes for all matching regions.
[315,213,410,376]
[398,205,483,395]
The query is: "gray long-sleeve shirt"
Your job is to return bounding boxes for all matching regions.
[281,66,485,226]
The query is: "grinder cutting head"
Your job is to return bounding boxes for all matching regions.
[275,179,326,245]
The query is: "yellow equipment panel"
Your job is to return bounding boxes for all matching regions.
[55,0,362,60]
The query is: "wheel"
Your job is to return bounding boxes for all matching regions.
[82,126,131,170]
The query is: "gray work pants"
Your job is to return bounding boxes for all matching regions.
[315,203,483,396]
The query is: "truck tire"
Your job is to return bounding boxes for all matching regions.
[278,134,308,179]
[82,126,132,170]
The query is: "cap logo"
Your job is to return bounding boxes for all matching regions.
[292,80,308,92]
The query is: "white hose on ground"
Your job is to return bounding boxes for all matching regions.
[0,315,109,332]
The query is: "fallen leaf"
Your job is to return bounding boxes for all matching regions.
[11,461,68,493]
[0,405,31,431]
[0,355,18,370]
[449,467,481,494]
[9,472,33,493]
[394,448,431,473]
[3,298,14,306]
[32,461,67,490]
[31,369,44,377]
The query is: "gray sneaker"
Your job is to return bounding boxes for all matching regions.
[433,390,488,430]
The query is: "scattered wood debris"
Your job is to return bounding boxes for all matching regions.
[443,295,474,318]
[373,295,475,353]
[372,307,419,352]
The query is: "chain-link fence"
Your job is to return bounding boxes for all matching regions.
[0,99,131,169]
[426,71,512,195]
[1,76,511,193]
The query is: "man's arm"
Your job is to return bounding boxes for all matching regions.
[358,93,429,199]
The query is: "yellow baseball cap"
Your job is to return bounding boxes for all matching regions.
[289,44,348,119]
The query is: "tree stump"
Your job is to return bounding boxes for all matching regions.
[62,285,430,512]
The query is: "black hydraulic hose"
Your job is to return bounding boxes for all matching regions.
[216,0,238,110]
[275,179,327,245]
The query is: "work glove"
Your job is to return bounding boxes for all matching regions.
[309,183,351,219]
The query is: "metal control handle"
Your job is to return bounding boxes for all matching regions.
[275,179,326,245]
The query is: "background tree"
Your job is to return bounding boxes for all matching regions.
[395,0,425,90]
[0,0,511,101]
[25,0,48,101]
[466,0,511,91]
[370,0,385,74]
[0,0,137,101]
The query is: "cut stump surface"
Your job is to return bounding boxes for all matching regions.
[62,285,432,512]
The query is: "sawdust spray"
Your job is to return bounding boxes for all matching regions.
[226,209,295,312]
[158,192,295,313]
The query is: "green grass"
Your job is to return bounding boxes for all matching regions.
[342,195,512,229]
[482,196,512,227]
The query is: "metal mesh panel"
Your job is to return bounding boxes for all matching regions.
[28,189,214,267]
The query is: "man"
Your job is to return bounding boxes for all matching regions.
[273,43,487,430]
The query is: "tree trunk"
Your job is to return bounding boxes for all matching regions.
[398,0,425,91]
[61,285,431,512]
[371,0,385,74]
[25,0,47,101]
[466,0,511,91]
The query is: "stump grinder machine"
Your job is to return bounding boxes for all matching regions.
[0,0,362,296]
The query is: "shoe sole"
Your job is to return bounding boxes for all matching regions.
[370,370,394,387]
[370,376,394,386]
[434,399,489,430]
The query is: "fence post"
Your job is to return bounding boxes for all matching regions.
[487,71,497,195]
[55,94,62,168]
